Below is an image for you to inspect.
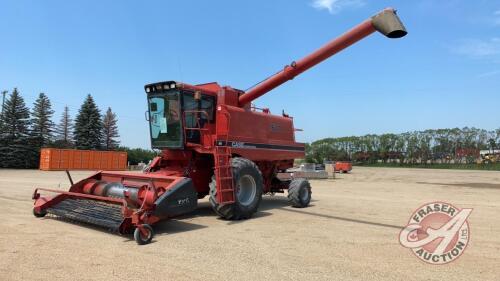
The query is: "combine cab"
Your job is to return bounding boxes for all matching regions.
[33,8,407,244]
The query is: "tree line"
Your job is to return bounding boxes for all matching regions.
[305,127,500,164]
[0,88,120,168]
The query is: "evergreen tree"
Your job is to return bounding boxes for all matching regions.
[1,90,8,120]
[74,94,103,150]
[54,106,74,148]
[31,92,55,148]
[0,88,37,168]
[0,89,29,140]
[102,107,120,150]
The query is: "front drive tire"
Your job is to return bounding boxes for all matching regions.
[209,157,263,220]
[288,178,312,208]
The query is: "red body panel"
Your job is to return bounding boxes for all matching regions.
[222,105,304,161]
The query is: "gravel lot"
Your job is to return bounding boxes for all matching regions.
[0,167,499,280]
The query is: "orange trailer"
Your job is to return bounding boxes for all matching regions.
[39,148,127,171]
[335,161,352,173]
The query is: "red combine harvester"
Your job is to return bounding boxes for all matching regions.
[32,8,407,244]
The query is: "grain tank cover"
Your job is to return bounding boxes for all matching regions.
[371,8,407,39]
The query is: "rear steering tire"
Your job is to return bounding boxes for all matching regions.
[209,157,263,220]
[288,178,312,208]
[134,224,154,245]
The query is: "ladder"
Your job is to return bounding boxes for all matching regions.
[214,109,235,204]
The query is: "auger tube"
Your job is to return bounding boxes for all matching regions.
[238,8,407,106]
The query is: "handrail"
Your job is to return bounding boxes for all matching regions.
[182,110,210,144]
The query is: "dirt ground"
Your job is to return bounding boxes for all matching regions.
[0,167,499,281]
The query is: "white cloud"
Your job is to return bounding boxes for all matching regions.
[494,10,500,25]
[311,0,366,14]
[477,70,500,78]
[451,38,500,57]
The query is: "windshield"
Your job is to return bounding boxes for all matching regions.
[148,91,183,148]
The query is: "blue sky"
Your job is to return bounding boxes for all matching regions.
[1,0,499,149]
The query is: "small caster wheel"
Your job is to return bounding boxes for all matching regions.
[33,208,47,218]
[134,224,154,245]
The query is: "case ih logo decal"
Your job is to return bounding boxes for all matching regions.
[399,202,472,264]
[230,141,257,149]
[215,141,304,152]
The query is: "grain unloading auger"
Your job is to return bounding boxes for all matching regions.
[33,8,407,244]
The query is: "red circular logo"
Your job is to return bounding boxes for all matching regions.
[399,202,472,264]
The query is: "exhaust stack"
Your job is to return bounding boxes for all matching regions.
[238,8,407,107]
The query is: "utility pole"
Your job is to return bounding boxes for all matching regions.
[1,90,7,118]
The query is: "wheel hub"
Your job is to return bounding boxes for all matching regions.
[300,187,309,202]
[236,175,257,206]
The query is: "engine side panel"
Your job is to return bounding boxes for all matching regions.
[220,106,305,161]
